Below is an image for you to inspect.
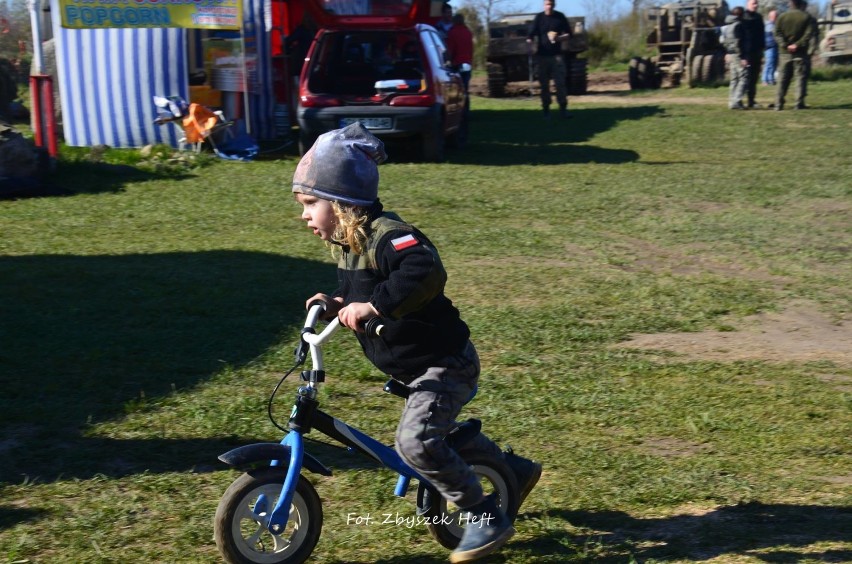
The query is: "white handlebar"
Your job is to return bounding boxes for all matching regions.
[300,305,343,373]
[302,316,342,346]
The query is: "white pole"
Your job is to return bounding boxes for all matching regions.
[28,0,44,75]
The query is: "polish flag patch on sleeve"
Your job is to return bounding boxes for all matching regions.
[391,234,419,251]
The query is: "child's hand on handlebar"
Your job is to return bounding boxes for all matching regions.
[338,302,380,332]
[306,293,343,320]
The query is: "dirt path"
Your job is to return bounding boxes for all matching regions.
[471,73,851,367]
[616,302,852,368]
[470,70,722,106]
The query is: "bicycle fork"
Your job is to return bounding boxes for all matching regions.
[260,431,304,533]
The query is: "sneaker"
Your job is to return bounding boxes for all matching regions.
[730,102,745,110]
[504,449,542,507]
[542,106,551,118]
[449,495,515,563]
[748,102,762,109]
[794,103,809,110]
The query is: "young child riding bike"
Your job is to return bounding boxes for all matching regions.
[292,123,541,563]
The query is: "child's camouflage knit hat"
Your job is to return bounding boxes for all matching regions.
[292,122,387,207]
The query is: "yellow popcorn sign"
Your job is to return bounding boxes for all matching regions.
[59,0,242,30]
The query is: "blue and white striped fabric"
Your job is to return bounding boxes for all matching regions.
[49,0,275,148]
[49,20,188,147]
[242,0,275,141]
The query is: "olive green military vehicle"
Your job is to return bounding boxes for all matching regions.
[819,1,852,64]
[485,13,588,97]
[629,0,730,89]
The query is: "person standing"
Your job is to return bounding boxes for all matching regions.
[446,12,474,94]
[763,9,778,85]
[741,0,765,108]
[774,0,819,110]
[435,2,454,38]
[721,7,746,110]
[526,0,572,118]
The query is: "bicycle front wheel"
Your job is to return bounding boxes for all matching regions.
[214,467,322,564]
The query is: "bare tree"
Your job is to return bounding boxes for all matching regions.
[581,0,621,26]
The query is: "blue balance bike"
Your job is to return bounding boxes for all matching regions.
[213,304,519,563]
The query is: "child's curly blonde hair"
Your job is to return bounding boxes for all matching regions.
[330,202,371,255]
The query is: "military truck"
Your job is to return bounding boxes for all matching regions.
[485,13,588,97]
[819,1,852,64]
[629,0,729,89]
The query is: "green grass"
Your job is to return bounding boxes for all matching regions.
[1,81,850,563]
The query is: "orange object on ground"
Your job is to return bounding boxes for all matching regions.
[182,103,221,144]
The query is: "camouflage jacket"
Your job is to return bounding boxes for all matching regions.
[721,16,743,56]
[334,212,470,379]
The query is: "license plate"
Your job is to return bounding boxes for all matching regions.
[340,117,391,130]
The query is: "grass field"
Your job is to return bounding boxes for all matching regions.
[1,80,850,563]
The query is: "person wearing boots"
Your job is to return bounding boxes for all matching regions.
[721,7,747,110]
[293,123,542,563]
[526,0,572,118]
[773,0,818,110]
[741,0,765,108]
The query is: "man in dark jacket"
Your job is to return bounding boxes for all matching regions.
[526,0,572,118]
[741,0,765,108]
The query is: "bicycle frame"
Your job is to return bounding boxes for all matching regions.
[219,305,430,534]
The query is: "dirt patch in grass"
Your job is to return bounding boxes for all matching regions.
[470,71,722,105]
[635,436,712,458]
[615,301,852,367]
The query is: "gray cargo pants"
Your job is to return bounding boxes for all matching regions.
[728,56,747,108]
[394,341,504,509]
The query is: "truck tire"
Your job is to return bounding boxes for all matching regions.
[486,63,506,98]
[646,60,661,89]
[628,57,644,90]
[629,57,657,90]
[713,51,726,84]
[566,58,588,95]
[702,53,715,84]
[689,54,704,87]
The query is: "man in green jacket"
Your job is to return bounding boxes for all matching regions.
[773,0,819,110]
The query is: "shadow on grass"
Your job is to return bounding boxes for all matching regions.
[2,160,199,200]
[0,505,46,531]
[0,251,337,485]
[514,503,851,561]
[805,103,852,110]
[447,105,663,166]
[55,161,196,196]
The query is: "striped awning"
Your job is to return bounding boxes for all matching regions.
[49,0,275,148]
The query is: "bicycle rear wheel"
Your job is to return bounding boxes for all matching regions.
[423,450,519,549]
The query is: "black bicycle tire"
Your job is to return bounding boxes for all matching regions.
[214,467,323,564]
[423,450,520,550]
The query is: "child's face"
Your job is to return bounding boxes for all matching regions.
[295,193,337,241]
